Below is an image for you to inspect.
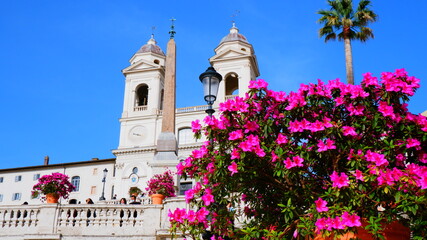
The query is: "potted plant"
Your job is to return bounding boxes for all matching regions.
[32,173,75,203]
[171,69,426,239]
[128,186,142,197]
[146,170,176,204]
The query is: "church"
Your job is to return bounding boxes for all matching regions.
[0,23,260,206]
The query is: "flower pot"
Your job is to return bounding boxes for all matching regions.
[313,221,410,240]
[151,194,165,204]
[45,193,60,204]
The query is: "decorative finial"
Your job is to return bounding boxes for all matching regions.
[169,17,176,39]
[148,26,156,45]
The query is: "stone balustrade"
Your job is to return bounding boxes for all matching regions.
[0,197,187,240]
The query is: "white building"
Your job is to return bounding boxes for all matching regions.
[0,24,260,206]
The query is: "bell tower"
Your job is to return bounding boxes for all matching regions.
[209,23,260,105]
[118,35,166,149]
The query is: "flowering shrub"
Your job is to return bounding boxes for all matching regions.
[146,170,176,197]
[169,207,211,239]
[172,69,427,239]
[32,173,75,200]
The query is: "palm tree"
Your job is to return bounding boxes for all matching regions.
[318,0,377,85]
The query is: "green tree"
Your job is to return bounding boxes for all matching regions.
[318,0,377,85]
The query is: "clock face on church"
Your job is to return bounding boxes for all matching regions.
[129,126,146,143]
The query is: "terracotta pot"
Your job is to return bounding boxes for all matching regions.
[151,194,165,204]
[314,221,410,240]
[45,193,60,204]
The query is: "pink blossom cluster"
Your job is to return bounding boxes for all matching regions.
[168,207,210,229]
[380,69,420,96]
[374,164,427,189]
[284,156,304,169]
[315,212,362,231]
[288,118,334,133]
[32,172,75,199]
[145,170,176,197]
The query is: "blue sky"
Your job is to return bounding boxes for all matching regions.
[0,0,426,169]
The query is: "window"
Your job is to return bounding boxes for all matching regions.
[71,176,80,192]
[225,73,239,97]
[0,177,3,183]
[132,167,138,174]
[179,182,193,195]
[178,128,196,145]
[33,174,40,181]
[93,168,98,175]
[15,175,22,182]
[12,193,21,201]
[0,194,3,202]
[136,84,149,106]
[90,186,97,195]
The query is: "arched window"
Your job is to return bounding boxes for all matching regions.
[71,176,80,192]
[136,84,149,106]
[178,128,195,145]
[132,167,138,174]
[225,73,239,98]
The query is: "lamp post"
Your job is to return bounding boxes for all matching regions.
[99,168,108,201]
[199,67,222,116]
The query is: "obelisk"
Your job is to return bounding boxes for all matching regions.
[154,19,178,161]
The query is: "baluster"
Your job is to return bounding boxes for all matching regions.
[75,208,83,227]
[0,209,5,228]
[8,210,14,228]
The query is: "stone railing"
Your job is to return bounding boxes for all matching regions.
[134,105,148,111]
[0,197,187,240]
[225,94,238,100]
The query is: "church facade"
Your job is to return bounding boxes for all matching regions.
[0,24,260,206]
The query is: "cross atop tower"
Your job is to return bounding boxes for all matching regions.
[231,10,240,26]
[169,18,176,39]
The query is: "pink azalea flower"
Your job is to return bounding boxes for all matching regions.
[191,119,202,132]
[378,101,395,118]
[271,152,278,162]
[365,150,389,167]
[284,158,296,169]
[228,162,238,176]
[334,96,345,106]
[354,170,364,181]
[184,189,195,203]
[331,216,345,230]
[342,126,357,136]
[341,212,361,227]
[330,171,350,188]
[361,72,379,87]
[231,148,240,159]
[254,147,266,157]
[317,139,336,152]
[229,130,243,140]
[315,197,329,212]
[315,217,329,230]
[293,156,304,167]
[248,79,268,89]
[201,189,214,206]
[276,133,288,144]
[406,138,421,148]
[196,207,210,222]
[244,121,259,133]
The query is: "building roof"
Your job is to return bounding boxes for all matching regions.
[0,158,116,173]
[136,35,165,56]
[219,23,249,44]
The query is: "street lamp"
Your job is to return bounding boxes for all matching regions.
[99,168,108,201]
[199,67,222,116]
